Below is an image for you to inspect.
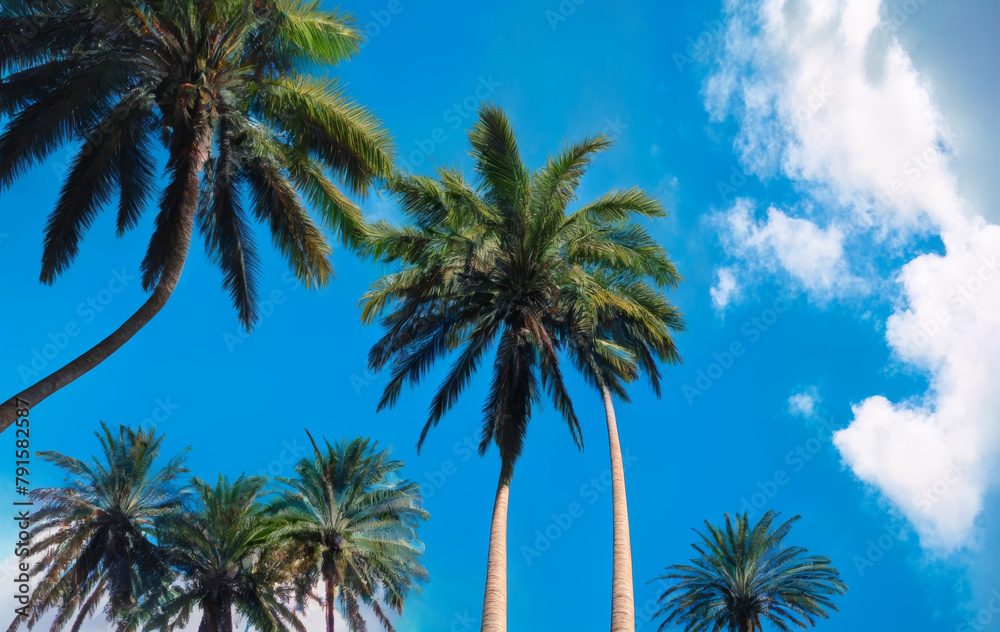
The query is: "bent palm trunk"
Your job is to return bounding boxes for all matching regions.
[603,385,635,632]
[481,475,510,632]
[0,122,211,434]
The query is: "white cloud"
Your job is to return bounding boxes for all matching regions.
[834,222,1000,551]
[788,388,820,418]
[707,0,1000,551]
[710,266,740,311]
[706,0,967,238]
[710,199,860,309]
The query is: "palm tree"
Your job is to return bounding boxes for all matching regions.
[0,0,394,431]
[8,423,188,632]
[561,271,684,632]
[144,475,304,632]
[270,433,428,632]
[652,511,848,632]
[360,105,672,631]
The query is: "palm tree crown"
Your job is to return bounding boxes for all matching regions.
[271,433,428,632]
[362,105,676,481]
[652,511,848,632]
[11,423,188,632]
[146,475,304,632]
[0,0,394,429]
[362,104,681,632]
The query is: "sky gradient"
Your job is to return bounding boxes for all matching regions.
[1,0,999,630]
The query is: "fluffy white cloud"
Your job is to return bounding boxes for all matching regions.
[706,0,967,238]
[788,388,820,418]
[835,221,1000,550]
[707,0,1000,551]
[710,199,860,309]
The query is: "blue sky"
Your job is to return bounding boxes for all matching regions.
[1,1,999,630]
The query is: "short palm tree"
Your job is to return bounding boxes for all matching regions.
[652,511,848,632]
[9,423,188,632]
[361,105,673,632]
[0,0,393,431]
[144,475,304,632]
[271,433,428,632]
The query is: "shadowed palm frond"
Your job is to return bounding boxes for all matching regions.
[651,511,848,632]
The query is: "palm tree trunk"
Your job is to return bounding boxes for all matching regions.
[602,384,635,632]
[220,596,234,632]
[0,119,212,434]
[480,475,510,632]
[324,566,338,632]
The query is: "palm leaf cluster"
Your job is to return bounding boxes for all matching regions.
[653,511,848,632]
[144,475,303,632]
[271,434,428,631]
[10,425,427,632]
[361,104,682,481]
[0,0,392,328]
[13,424,186,632]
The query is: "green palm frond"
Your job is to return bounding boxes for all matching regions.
[10,424,189,632]
[145,474,303,632]
[1,0,395,330]
[651,511,848,632]
[362,104,683,481]
[268,434,428,632]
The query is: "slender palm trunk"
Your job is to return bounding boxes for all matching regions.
[602,384,635,632]
[0,119,212,434]
[480,475,510,632]
[324,565,338,632]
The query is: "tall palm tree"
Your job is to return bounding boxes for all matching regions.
[270,433,428,632]
[144,475,304,632]
[652,511,848,632]
[360,105,671,632]
[8,423,188,632]
[0,0,394,431]
[561,271,684,632]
